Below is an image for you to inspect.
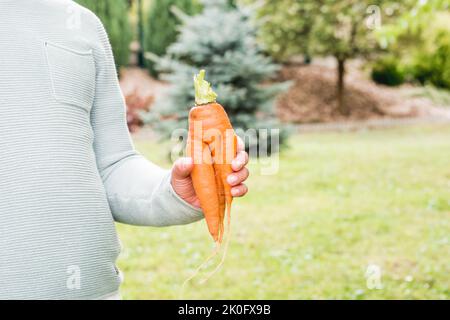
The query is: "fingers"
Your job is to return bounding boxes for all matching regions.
[171,157,200,208]
[172,157,193,180]
[229,137,250,198]
[227,167,249,186]
[231,184,248,197]
[232,150,249,171]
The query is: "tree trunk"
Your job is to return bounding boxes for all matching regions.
[336,58,349,116]
[137,0,145,68]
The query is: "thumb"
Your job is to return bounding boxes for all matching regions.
[172,157,193,180]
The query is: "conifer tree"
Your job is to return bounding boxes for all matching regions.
[146,0,289,154]
[144,0,201,76]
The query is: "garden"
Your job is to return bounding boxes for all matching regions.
[76,0,450,299]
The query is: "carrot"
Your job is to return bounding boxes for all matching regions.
[181,70,238,290]
[187,70,237,245]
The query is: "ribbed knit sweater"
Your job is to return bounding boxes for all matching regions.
[0,0,203,299]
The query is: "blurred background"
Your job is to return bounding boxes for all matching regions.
[76,0,449,299]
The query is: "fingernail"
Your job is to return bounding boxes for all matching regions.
[228,175,237,185]
[180,158,191,171]
[183,158,192,167]
[231,188,239,196]
[233,161,242,169]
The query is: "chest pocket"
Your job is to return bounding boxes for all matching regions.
[45,41,96,112]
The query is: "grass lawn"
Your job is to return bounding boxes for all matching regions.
[117,125,450,299]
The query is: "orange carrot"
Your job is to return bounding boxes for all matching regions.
[186,70,237,245]
[181,70,238,291]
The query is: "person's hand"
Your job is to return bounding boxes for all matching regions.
[171,138,249,209]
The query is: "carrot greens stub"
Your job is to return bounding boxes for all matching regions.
[194,69,218,105]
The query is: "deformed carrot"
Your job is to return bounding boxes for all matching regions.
[181,70,238,290]
[187,70,237,245]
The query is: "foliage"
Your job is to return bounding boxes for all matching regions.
[144,0,290,153]
[251,0,414,61]
[144,0,201,76]
[118,126,450,299]
[124,90,153,133]
[247,0,318,62]
[250,0,414,115]
[377,2,450,89]
[371,56,405,86]
[410,29,450,89]
[376,0,449,50]
[75,0,132,70]
[310,1,413,114]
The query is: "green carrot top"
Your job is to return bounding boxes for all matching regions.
[194,70,217,105]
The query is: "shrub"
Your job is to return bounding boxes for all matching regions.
[378,9,450,90]
[125,90,154,133]
[411,57,436,86]
[411,33,450,89]
[430,40,450,89]
[371,56,405,86]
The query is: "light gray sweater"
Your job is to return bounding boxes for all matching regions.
[0,0,203,299]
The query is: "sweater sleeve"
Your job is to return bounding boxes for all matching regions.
[90,18,203,227]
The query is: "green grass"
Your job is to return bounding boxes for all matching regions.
[117,125,450,299]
